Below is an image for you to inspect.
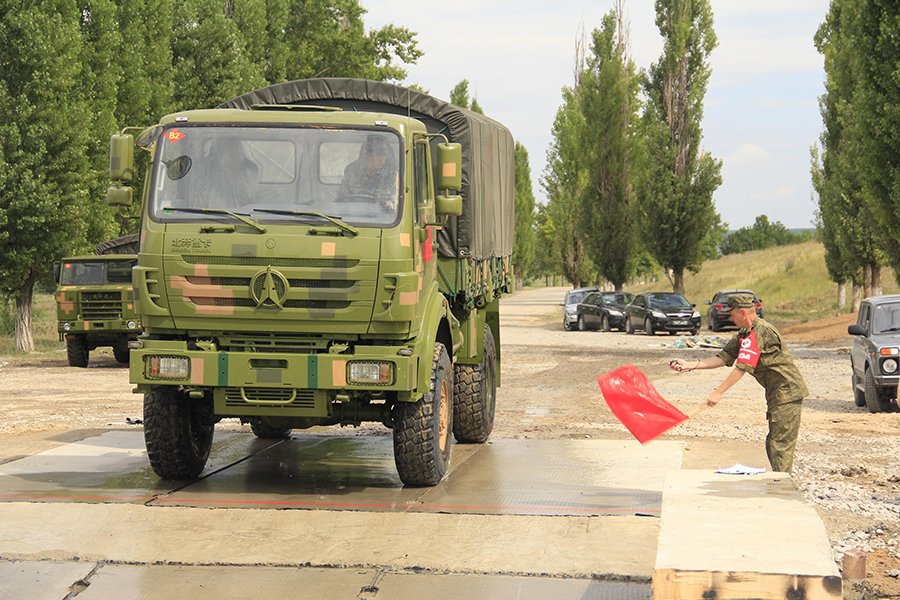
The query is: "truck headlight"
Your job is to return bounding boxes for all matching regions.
[63,322,71,331]
[146,356,190,379]
[348,361,393,385]
[882,358,898,374]
[127,320,138,330]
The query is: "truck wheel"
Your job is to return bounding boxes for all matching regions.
[143,387,214,479]
[393,343,453,486]
[249,418,292,439]
[864,368,892,413]
[852,374,866,407]
[112,344,130,364]
[453,325,496,444]
[66,336,89,368]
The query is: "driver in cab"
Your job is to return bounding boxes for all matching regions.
[339,135,398,212]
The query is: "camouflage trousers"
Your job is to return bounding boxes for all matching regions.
[765,399,803,473]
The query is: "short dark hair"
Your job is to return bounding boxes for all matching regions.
[365,135,388,156]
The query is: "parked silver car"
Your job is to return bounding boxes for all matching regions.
[559,287,599,331]
[848,295,900,413]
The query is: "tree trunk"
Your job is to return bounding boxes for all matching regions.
[672,268,685,296]
[837,280,847,310]
[871,264,883,297]
[851,282,862,313]
[15,285,36,353]
[863,264,872,300]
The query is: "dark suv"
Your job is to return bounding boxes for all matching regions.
[705,289,764,332]
[625,292,701,336]
[848,295,900,413]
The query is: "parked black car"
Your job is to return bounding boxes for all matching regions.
[848,294,900,413]
[560,287,599,331]
[705,289,764,332]
[625,292,701,336]
[575,291,635,332]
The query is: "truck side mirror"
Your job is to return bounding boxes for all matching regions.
[109,134,134,182]
[436,194,462,217]
[437,143,462,192]
[107,186,133,207]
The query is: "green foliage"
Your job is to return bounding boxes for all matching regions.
[578,10,641,290]
[640,0,722,294]
[541,86,594,288]
[720,215,811,255]
[513,142,536,285]
[449,79,483,114]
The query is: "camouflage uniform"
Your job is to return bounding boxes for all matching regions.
[339,154,398,211]
[716,299,809,473]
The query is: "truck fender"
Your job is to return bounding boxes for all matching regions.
[409,282,457,400]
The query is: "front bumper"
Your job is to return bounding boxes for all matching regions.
[130,340,418,414]
[653,316,701,332]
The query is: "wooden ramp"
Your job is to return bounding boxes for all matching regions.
[653,470,842,600]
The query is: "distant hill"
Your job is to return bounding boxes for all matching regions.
[624,241,895,326]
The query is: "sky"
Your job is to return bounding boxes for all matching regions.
[364,0,830,230]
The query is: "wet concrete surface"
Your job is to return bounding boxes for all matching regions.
[0,430,669,598]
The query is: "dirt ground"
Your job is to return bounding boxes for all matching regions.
[0,286,898,594]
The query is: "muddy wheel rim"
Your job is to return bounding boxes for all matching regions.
[438,378,450,452]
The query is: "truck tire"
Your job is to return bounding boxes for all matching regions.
[393,343,453,486]
[249,418,292,439]
[864,368,892,413]
[852,374,866,407]
[143,387,214,479]
[453,325,496,444]
[66,336,89,368]
[112,344,130,364]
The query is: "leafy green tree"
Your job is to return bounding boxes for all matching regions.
[449,79,484,114]
[827,0,896,291]
[579,6,641,290]
[528,204,562,285]
[171,0,267,109]
[0,0,94,351]
[278,0,422,83]
[513,142,536,289]
[542,86,594,288]
[640,0,722,295]
[720,215,804,255]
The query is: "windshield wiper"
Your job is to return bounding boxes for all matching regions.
[162,207,266,233]
[879,327,900,333]
[253,209,358,237]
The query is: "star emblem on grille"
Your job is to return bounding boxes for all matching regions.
[250,267,289,309]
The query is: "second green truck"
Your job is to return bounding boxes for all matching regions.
[107,78,515,486]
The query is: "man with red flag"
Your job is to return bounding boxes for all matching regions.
[669,294,808,473]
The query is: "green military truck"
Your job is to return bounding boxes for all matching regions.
[55,235,141,368]
[106,78,515,486]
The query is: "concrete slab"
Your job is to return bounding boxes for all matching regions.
[0,561,653,600]
[161,438,682,516]
[653,470,841,600]
[0,560,97,600]
[0,502,659,578]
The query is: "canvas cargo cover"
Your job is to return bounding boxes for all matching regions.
[219,78,515,260]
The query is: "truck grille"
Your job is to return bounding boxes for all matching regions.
[183,256,359,269]
[221,387,317,408]
[190,297,350,310]
[217,333,330,353]
[81,291,123,319]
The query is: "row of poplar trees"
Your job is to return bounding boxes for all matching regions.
[0,0,421,351]
[539,0,723,295]
[813,0,900,310]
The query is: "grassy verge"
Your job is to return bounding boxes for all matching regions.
[0,293,65,356]
[625,241,898,327]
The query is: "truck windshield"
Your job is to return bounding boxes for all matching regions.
[150,126,402,227]
[60,260,136,285]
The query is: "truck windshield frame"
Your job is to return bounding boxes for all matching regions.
[148,123,403,229]
[61,259,136,286]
